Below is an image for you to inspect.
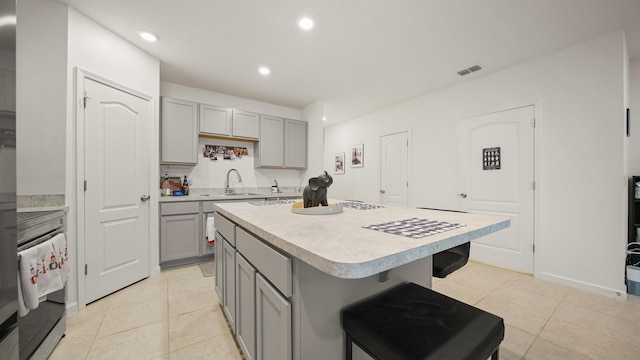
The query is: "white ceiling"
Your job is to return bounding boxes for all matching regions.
[58,0,640,124]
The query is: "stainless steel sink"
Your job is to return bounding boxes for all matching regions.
[221,192,262,196]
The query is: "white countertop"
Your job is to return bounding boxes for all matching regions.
[158,188,302,202]
[213,200,510,279]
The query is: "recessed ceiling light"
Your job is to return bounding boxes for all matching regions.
[298,17,314,30]
[258,67,271,75]
[322,117,326,121]
[138,30,159,42]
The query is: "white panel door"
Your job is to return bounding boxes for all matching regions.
[457,106,534,273]
[84,78,150,303]
[380,132,408,206]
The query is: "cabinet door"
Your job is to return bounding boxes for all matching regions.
[160,213,200,263]
[284,119,307,169]
[223,239,237,332]
[256,274,291,360]
[215,232,224,300]
[199,103,232,136]
[232,109,259,139]
[161,97,198,164]
[236,254,256,360]
[256,115,284,168]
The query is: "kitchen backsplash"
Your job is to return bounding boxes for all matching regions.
[161,137,305,190]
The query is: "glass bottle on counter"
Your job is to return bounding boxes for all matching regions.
[182,176,189,195]
[161,174,171,196]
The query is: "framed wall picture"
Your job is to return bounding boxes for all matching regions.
[334,153,345,174]
[351,144,364,168]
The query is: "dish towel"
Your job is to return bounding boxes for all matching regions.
[18,236,68,315]
[17,244,40,312]
[51,233,70,284]
[206,217,215,245]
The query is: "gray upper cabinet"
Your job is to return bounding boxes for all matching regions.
[255,116,307,169]
[256,115,284,167]
[284,119,307,169]
[199,103,232,136]
[232,110,259,139]
[161,97,198,165]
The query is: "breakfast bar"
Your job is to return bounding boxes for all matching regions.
[212,200,510,360]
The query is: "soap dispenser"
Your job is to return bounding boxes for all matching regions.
[271,180,279,193]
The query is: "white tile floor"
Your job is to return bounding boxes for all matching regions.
[49,260,640,359]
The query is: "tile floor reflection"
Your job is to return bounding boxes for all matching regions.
[49,261,640,359]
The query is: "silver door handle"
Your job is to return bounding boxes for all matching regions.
[380,190,386,194]
[459,193,467,198]
[141,195,150,201]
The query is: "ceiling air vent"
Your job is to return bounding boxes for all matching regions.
[457,64,483,76]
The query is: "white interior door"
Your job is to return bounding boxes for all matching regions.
[380,132,408,206]
[457,106,534,273]
[83,78,150,303]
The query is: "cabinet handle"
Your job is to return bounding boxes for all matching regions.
[140,195,151,201]
[380,190,386,194]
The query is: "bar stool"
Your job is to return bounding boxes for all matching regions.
[342,282,504,360]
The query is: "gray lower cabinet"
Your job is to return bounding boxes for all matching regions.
[223,239,237,332]
[256,273,292,360]
[235,254,256,360]
[160,202,200,264]
[214,213,292,360]
[160,202,216,268]
[215,231,224,300]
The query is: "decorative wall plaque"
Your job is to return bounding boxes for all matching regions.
[483,147,501,170]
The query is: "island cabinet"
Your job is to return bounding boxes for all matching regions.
[255,116,307,169]
[161,97,198,165]
[214,213,293,360]
[212,201,510,360]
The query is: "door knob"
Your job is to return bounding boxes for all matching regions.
[458,193,467,198]
[140,195,150,201]
[380,190,386,194]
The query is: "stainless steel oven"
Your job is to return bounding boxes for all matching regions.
[17,210,66,360]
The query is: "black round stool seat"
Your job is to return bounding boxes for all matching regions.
[342,282,504,360]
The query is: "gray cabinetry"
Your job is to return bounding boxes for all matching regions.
[223,239,237,332]
[284,119,307,169]
[199,103,232,136]
[235,254,257,360]
[160,201,216,269]
[161,97,198,165]
[232,109,259,139]
[255,115,284,167]
[255,116,307,169]
[160,202,200,263]
[214,214,292,360]
[215,231,224,300]
[256,273,292,360]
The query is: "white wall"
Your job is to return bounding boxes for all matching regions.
[64,7,160,312]
[18,0,161,313]
[16,0,68,195]
[324,32,628,297]
[160,82,306,190]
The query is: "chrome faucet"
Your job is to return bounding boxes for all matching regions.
[225,168,242,194]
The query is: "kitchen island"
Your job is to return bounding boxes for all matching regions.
[213,200,509,360]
